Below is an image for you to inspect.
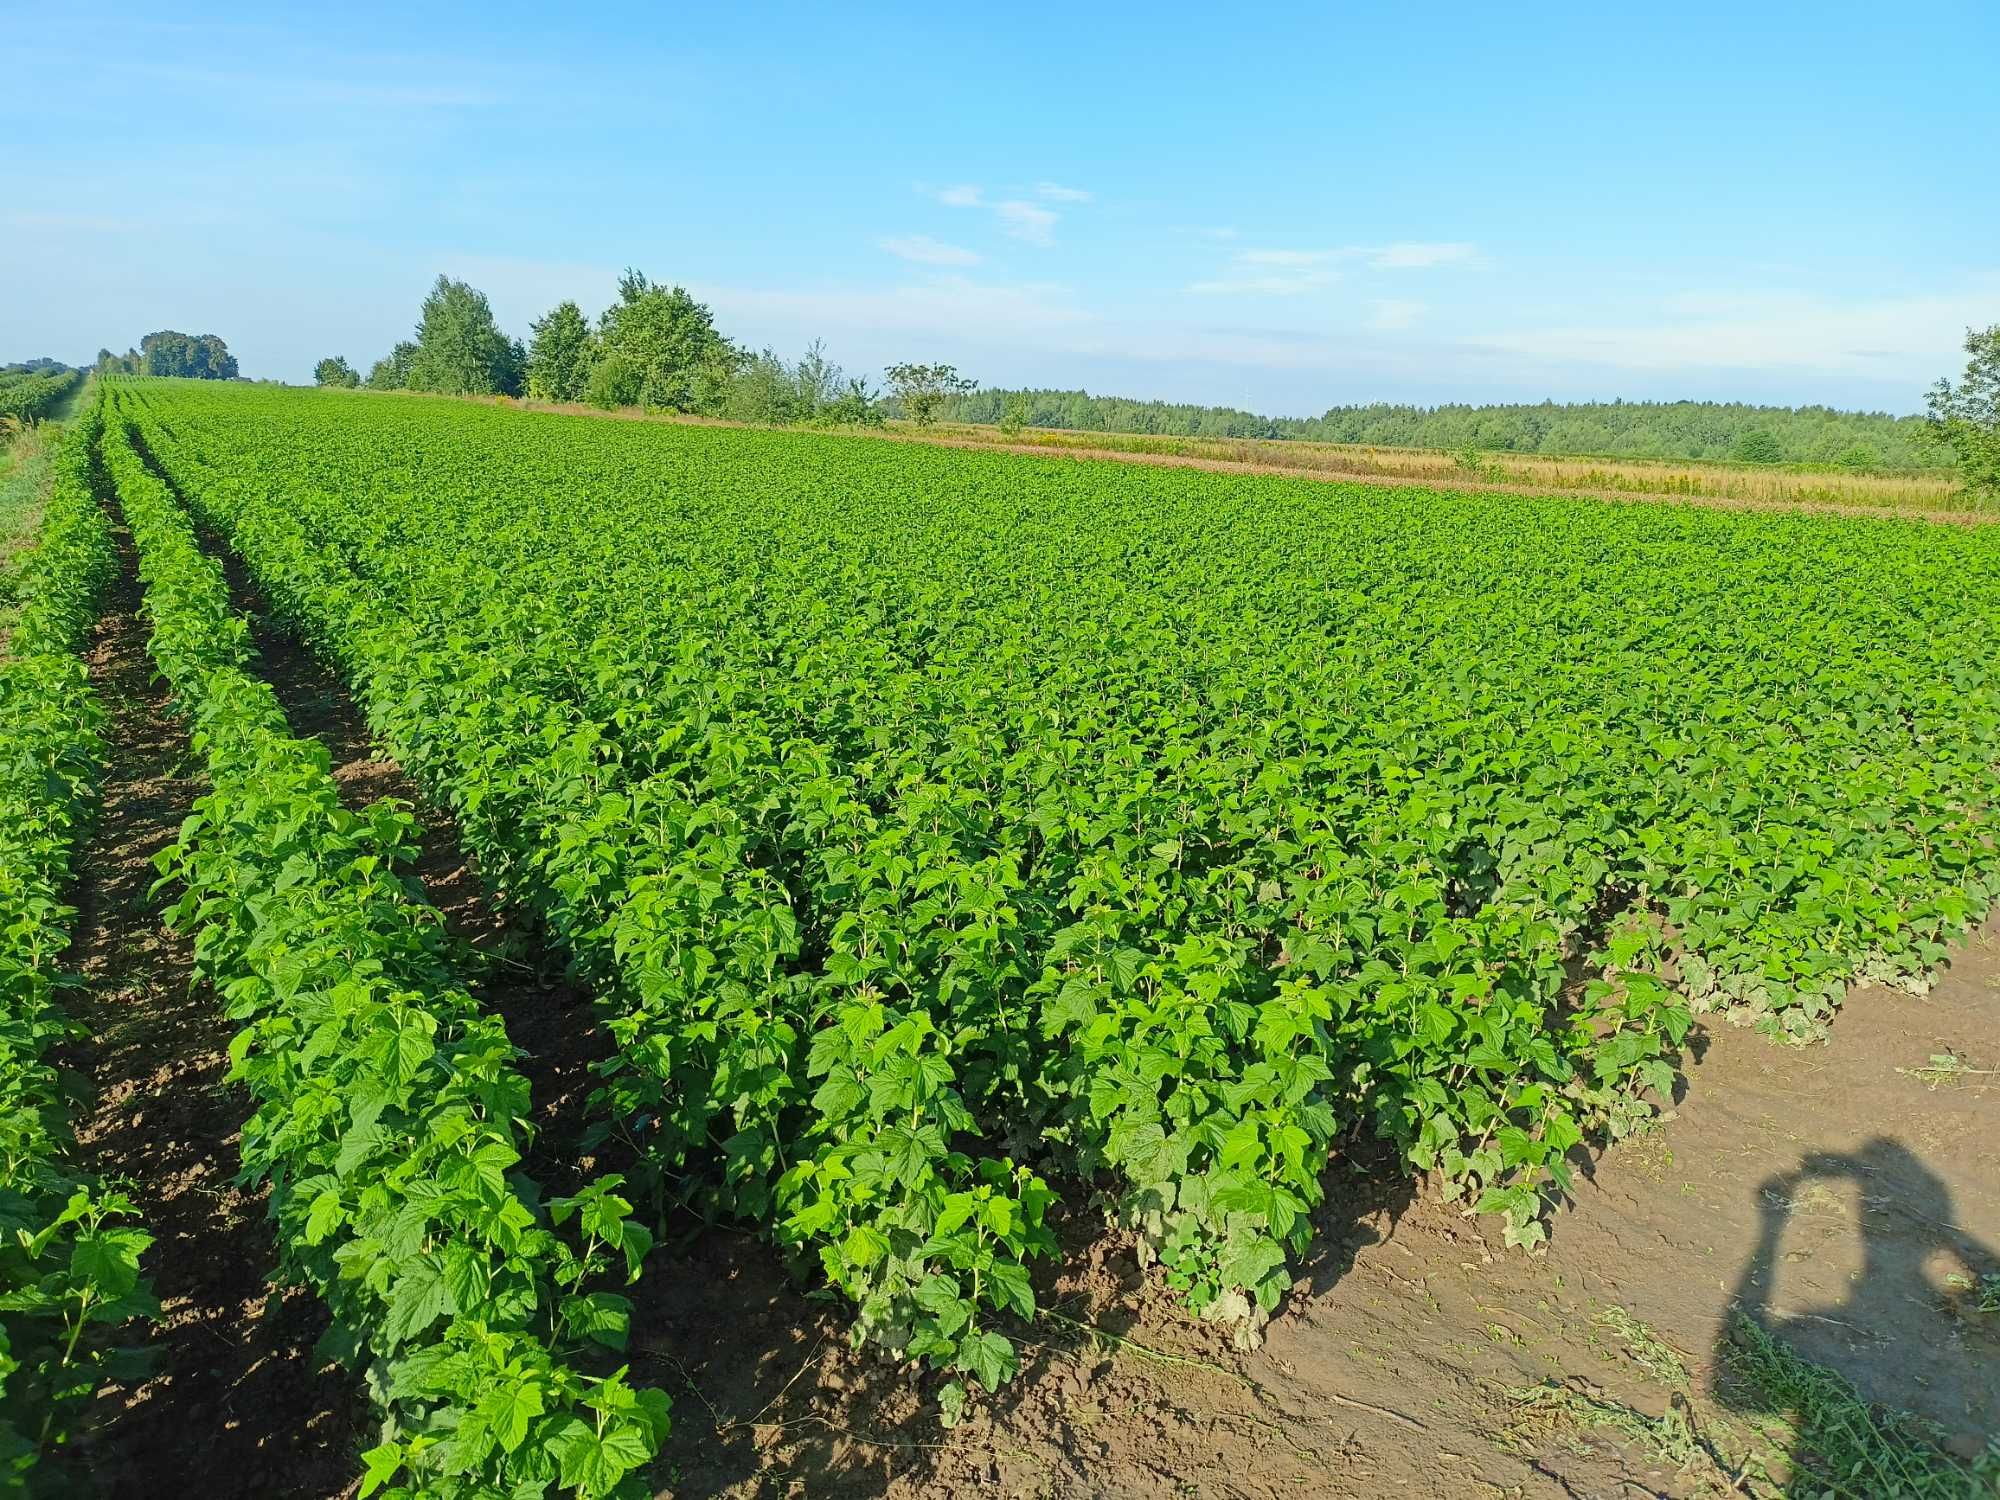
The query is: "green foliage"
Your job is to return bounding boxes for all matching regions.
[716,341,881,426]
[1836,443,1881,470]
[1731,429,1784,464]
[406,276,524,397]
[367,342,419,391]
[369,273,871,429]
[585,353,643,411]
[116,382,2000,1397]
[313,356,361,389]
[0,360,70,381]
[941,389,1939,467]
[595,270,739,414]
[1927,324,2000,500]
[138,331,237,380]
[0,371,83,427]
[884,362,976,427]
[99,402,668,1497]
[0,401,157,1486]
[526,302,598,405]
[997,391,1030,438]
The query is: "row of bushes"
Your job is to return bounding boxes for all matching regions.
[101,408,671,1499]
[0,370,83,428]
[0,404,154,1487]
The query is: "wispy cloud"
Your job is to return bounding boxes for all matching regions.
[925,182,1072,246]
[1238,249,1342,268]
[1190,268,1340,296]
[1368,298,1427,330]
[698,274,1097,346]
[1474,282,2000,377]
[995,199,1057,246]
[1191,241,1480,293]
[1192,247,1341,294]
[1370,241,1478,269]
[879,234,982,266]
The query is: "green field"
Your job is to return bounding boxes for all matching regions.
[5,378,1999,1495]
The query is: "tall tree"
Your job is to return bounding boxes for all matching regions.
[525,300,597,403]
[1927,325,2000,500]
[313,355,360,388]
[405,275,522,396]
[366,341,419,390]
[596,269,739,412]
[885,362,976,427]
[140,330,237,379]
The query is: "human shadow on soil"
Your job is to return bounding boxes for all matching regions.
[1718,1136,2000,1479]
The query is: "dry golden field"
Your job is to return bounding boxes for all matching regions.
[910,421,1974,514]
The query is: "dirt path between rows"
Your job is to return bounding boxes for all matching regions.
[64,509,363,1496]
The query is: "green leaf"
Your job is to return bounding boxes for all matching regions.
[957,1329,1015,1391]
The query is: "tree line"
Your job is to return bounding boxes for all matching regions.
[314,278,1996,499]
[935,388,1941,470]
[323,273,887,426]
[94,332,239,381]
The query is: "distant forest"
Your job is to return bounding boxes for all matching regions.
[935,390,1937,469]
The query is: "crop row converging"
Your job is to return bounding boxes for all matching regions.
[4,376,1998,1496]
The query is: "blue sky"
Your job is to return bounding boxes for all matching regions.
[6,2,1996,414]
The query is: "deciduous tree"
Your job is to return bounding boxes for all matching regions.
[140,330,237,379]
[1928,325,2000,500]
[596,269,740,413]
[366,341,418,390]
[313,355,360,388]
[525,300,597,403]
[885,362,976,427]
[406,275,522,396]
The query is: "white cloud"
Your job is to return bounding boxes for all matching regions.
[1190,269,1340,296]
[995,199,1058,246]
[1191,248,1341,294]
[1238,248,1342,268]
[1193,242,1479,293]
[1370,241,1478,269]
[697,274,1096,346]
[1368,298,1427,330]
[1474,281,2000,378]
[879,234,983,267]
[925,182,1077,245]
